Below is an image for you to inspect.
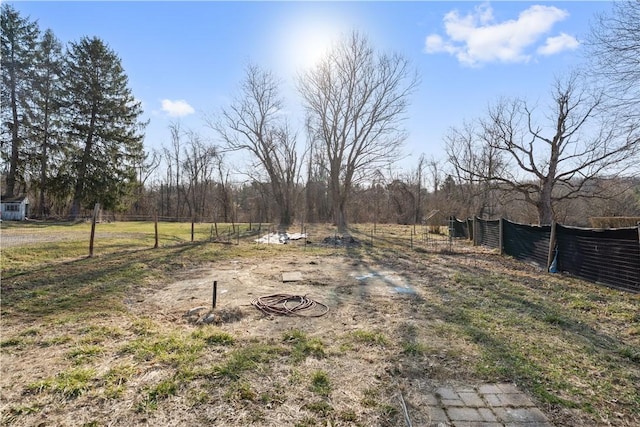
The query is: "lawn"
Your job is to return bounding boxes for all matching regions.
[1,221,638,426]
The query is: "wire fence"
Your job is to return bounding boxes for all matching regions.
[5,211,637,293]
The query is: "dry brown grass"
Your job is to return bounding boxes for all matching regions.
[1,222,638,426]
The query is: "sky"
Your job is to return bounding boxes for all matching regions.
[9,0,613,176]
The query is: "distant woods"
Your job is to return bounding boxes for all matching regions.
[1,4,639,226]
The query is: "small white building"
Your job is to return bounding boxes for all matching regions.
[0,195,29,221]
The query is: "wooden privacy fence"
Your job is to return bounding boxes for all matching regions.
[462,217,640,293]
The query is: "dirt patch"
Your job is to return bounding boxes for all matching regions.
[319,234,362,247]
[129,253,420,333]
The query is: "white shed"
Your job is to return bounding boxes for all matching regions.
[0,195,29,221]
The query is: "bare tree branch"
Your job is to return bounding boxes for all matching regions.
[298,31,418,230]
[447,73,639,224]
[207,64,302,226]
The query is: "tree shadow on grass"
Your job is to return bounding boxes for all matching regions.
[337,227,639,418]
[1,240,218,321]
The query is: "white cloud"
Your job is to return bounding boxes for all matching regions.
[425,34,445,52]
[425,3,576,67]
[537,33,580,56]
[160,99,195,117]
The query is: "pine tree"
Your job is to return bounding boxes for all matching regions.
[64,36,146,218]
[26,28,65,216]
[1,4,39,197]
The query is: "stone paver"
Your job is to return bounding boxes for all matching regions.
[426,383,554,427]
[447,407,483,422]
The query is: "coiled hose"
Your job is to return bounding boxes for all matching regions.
[251,294,329,317]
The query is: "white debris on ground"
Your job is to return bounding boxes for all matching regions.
[254,232,307,244]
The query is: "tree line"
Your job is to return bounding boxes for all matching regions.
[1,4,145,219]
[2,2,639,227]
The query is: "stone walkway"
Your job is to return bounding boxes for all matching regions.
[425,383,554,427]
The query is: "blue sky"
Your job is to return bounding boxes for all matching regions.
[11,1,612,175]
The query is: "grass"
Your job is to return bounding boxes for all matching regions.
[211,343,284,380]
[67,345,104,364]
[347,329,388,346]
[2,221,639,426]
[191,328,235,346]
[103,364,137,398]
[443,271,640,414]
[137,379,179,412]
[309,370,331,396]
[26,368,96,399]
[282,329,325,363]
[303,400,333,416]
[120,332,204,365]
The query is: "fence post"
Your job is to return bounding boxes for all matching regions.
[154,211,159,249]
[547,221,557,272]
[89,202,100,257]
[498,218,504,255]
[191,218,195,242]
[473,217,478,246]
[212,281,217,309]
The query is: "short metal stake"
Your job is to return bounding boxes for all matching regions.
[212,280,217,309]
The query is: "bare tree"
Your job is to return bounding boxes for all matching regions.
[587,0,640,123]
[445,117,506,218]
[298,31,418,231]
[131,148,160,215]
[426,157,442,196]
[303,124,331,223]
[411,154,427,225]
[210,64,301,227]
[162,122,183,218]
[387,178,414,224]
[213,153,233,223]
[447,73,639,225]
[181,130,218,221]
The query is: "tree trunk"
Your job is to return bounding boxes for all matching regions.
[335,199,347,232]
[538,181,554,225]
[39,133,48,216]
[38,96,51,217]
[329,160,348,231]
[71,109,96,219]
[7,67,19,198]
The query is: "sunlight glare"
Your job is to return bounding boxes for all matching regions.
[275,10,349,75]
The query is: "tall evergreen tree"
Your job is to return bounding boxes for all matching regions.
[1,4,39,197]
[64,36,146,218]
[26,28,65,216]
